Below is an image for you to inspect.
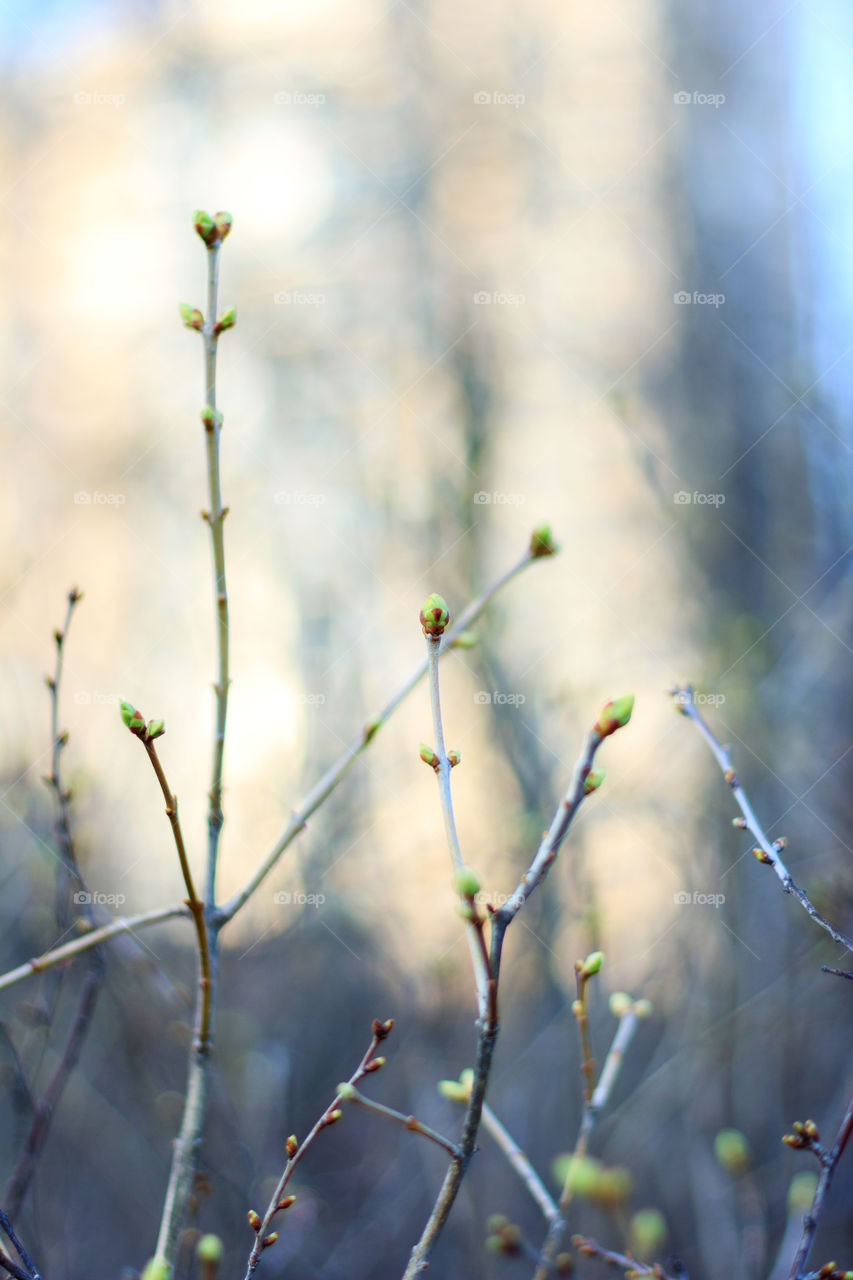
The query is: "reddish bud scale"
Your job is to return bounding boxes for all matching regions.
[372,1017,394,1040]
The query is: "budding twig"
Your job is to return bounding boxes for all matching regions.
[242,1019,394,1280]
[571,1234,685,1279]
[671,685,853,955]
[217,543,546,924]
[337,1084,461,1158]
[785,1094,853,1280]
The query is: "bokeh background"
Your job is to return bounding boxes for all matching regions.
[1,0,853,1275]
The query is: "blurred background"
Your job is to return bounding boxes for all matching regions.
[1,0,853,1275]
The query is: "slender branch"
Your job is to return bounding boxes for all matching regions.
[785,1094,853,1280]
[242,1020,393,1280]
[140,738,211,1049]
[533,1003,643,1279]
[4,969,100,1218]
[216,546,540,924]
[42,589,87,910]
[0,1209,43,1280]
[0,906,189,994]
[0,1246,35,1280]
[671,685,853,954]
[479,1102,559,1221]
[571,1235,684,1279]
[403,698,629,1278]
[153,210,233,1270]
[339,1085,461,1158]
[423,611,491,1020]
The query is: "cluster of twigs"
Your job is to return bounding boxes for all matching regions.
[2,217,853,1280]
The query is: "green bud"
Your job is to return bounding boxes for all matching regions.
[120,700,136,727]
[147,719,166,740]
[193,209,217,245]
[594,693,635,737]
[419,593,450,637]
[141,1259,171,1280]
[450,630,478,650]
[214,211,233,240]
[552,1154,603,1198]
[594,1166,634,1208]
[419,743,439,769]
[609,991,632,1018]
[214,307,236,334]
[336,1082,357,1101]
[447,748,461,768]
[200,406,223,431]
[583,768,605,795]
[633,997,653,1019]
[787,1170,819,1213]
[438,1068,474,1103]
[196,1235,223,1265]
[179,302,204,330]
[628,1209,667,1259]
[530,522,558,558]
[581,950,604,977]
[714,1128,751,1175]
[453,867,481,899]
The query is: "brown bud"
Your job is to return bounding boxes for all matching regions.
[277,1195,296,1211]
[262,1233,278,1249]
[372,1017,394,1040]
[285,1135,298,1157]
[248,1209,261,1231]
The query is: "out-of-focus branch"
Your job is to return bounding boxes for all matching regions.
[571,1234,685,1279]
[784,1098,853,1280]
[671,685,853,954]
[479,1102,559,1222]
[0,1208,44,1280]
[242,1018,394,1280]
[403,681,631,1278]
[532,992,649,1280]
[217,536,550,925]
[0,907,190,994]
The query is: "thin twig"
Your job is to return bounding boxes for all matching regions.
[154,212,232,1267]
[4,969,100,1219]
[533,1006,642,1279]
[479,1102,559,1221]
[216,548,538,925]
[0,906,190,994]
[341,1086,461,1158]
[0,1246,35,1280]
[571,1234,684,1279]
[0,1209,43,1280]
[424,620,491,1019]
[671,685,853,954]
[785,1093,853,1280]
[242,1020,393,1280]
